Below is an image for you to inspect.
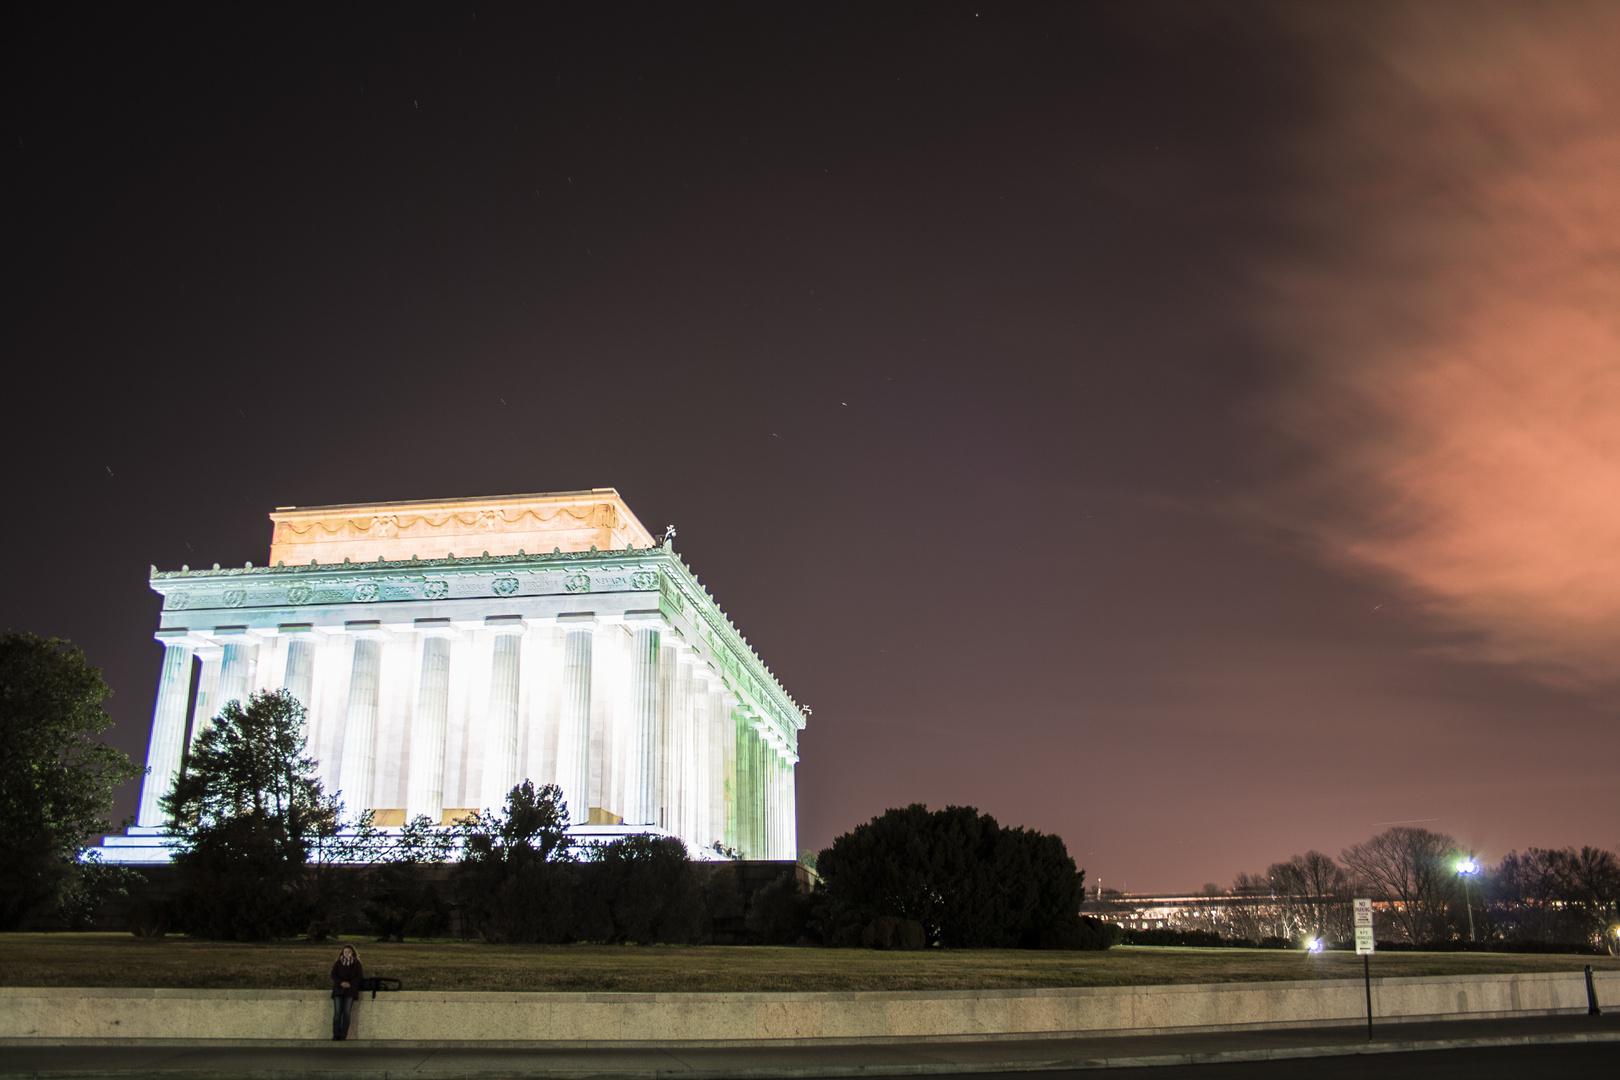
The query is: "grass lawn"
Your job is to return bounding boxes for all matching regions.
[3,935,1617,993]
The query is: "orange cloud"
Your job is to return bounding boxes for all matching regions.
[1249,1,1620,692]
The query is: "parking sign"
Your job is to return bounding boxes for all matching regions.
[1353,898,1375,954]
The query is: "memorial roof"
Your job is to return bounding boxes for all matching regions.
[268,488,656,565]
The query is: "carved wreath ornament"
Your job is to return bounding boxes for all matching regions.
[353,583,380,603]
[492,577,520,597]
[287,585,313,605]
[423,580,449,599]
[631,570,658,590]
[223,589,247,608]
[564,571,591,594]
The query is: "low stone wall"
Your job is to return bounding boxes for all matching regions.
[2,971,1611,1045]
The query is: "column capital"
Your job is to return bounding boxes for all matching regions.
[485,614,527,632]
[277,622,327,640]
[154,628,202,649]
[556,612,600,631]
[622,609,667,632]
[342,620,392,640]
[413,617,457,639]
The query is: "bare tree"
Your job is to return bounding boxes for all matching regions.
[1270,850,1352,943]
[1489,849,1567,943]
[1487,846,1620,950]
[1551,846,1620,953]
[1226,871,1282,942]
[1341,826,1459,945]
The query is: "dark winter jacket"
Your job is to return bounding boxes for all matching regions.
[331,958,363,999]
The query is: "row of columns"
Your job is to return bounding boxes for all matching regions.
[138,621,798,859]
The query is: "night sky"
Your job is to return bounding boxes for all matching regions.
[7,2,1618,892]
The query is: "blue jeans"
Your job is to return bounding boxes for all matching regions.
[332,995,354,1039]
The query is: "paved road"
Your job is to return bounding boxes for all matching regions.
[1014,1042,1619,1078]
[2,1015,1615,1078]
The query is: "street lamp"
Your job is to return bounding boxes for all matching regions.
[1456,857,1480,944]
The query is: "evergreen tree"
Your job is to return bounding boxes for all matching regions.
[161,689,339,939]
[0,632,141,929]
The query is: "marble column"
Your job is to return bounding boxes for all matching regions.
[754,735,767,861]
[709,684,730,849]
[656,641,686,833]
[756,730,769,858]
[673,655,696,843]
[216,641,258,711]
[754,731,766,860]
[556,625,595,825]
[783,757,798,860]
[774,751,785,857]
[763,737,777,859]
[771,750,783,860]
[777,755,791,860]
[137,636,194,827]
[187,647,222,750]
[625,626,660,826]
[406,632,454,822]
[338,637,383,812]
[281,637,316,708]
[721,695,740,852]
[690,673,712,847]
[753,728,767,858]
[736,719,757,857]
[480,626,523,811]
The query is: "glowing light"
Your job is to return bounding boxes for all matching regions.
[1306,938,1324,954]
[1457,859,1479,875]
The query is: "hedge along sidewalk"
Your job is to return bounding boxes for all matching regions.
[4,936,1619,993]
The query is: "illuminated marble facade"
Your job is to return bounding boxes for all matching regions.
[105,490,805,863]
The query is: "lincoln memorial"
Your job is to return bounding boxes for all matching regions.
[104,489,806,863]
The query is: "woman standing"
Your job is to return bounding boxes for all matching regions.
[330,945,362,1040]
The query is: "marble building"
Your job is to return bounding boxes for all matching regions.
[103,490,806,863]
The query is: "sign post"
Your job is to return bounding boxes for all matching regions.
[1353,898,1375,1040]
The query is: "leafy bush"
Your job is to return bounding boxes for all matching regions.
[745,867,813,945]
[817,803,1085,948]
[453,781,574,943]
[363,862,451,941]
[452,786,725,945]
[1039,914,1122,950]
[166,812,323,939]
[861,916,927,950]
[582,835,705,944]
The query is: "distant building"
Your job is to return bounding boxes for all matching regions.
[1084,893,1253,933]
[1084,890,1375,944]
[104,489,807,863]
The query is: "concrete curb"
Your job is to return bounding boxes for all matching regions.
[3,1030,1618,1078]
